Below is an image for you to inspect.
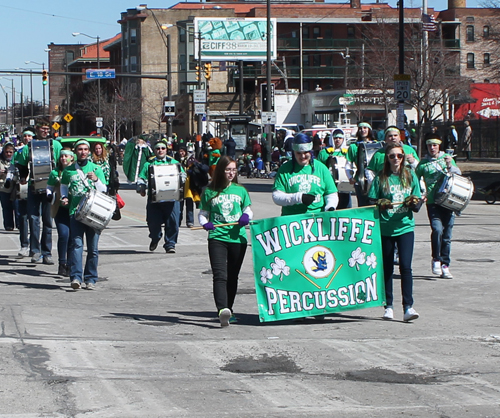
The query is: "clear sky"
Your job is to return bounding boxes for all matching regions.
[0,0,481,104]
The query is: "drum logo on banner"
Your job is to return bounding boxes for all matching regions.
[250,207,385,322]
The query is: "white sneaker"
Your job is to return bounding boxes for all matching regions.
[432,259,441,275]
[441,265,453,279]
[18,247,29,257]
[383,307,394,320]
[218,308,231,327]
[403,307,419,322]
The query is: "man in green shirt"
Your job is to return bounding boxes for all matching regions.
[60,139,107,290]
[16,120,62,264]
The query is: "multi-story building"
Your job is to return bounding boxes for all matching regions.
[48,0,499,139]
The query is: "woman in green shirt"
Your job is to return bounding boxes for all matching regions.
[199,156,253,327]
[368,143,422,322]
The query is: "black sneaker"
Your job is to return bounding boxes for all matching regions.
[149,239,160,252]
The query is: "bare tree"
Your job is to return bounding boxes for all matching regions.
[142,89,168,134]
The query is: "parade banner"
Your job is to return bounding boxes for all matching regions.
[250,207,385,322]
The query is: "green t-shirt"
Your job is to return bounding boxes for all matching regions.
[367,144,419,174]
[93,158,111,184]
[61,161,106,215]
[316,146,349,166]
[47,168,61,187]
[273,160,338,216]
[415,153,460,204]
[200,183,251,244]
[367,170,421,237]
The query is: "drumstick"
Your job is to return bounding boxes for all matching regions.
[295,269,321,289]
[190,222,239,230]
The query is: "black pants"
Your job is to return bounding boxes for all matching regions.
[208,239,247,313]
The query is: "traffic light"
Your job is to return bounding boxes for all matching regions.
[195,65,200,81]
[204,63,212,81]
[42,70,48,85]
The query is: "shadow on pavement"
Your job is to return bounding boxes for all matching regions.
[0,280,63,291]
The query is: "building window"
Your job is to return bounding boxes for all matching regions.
[466,26,474,42]
[483,26,490,38]
[124,57,128,72]
[291,30,298,38]
[180,28,186,43]
[130,28,137,45]
[303,27,309,38]
[467,53,475,69]
[325,28,332,38]
[347,26,355,38]
[484,53,490,66]
[130,55,137,72]
[313,27,321,38]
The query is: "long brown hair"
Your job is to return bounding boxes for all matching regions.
[208,155,239,198]
[92,142,108,162]
[378,143,413,194]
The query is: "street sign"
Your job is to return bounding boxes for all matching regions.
[86,69,116,79]
[52,122,60,131]
[193,89,207,103]
[339,96,355,106]
[261,83,275,112]
[261,111,277,125]
[164,101,176,117]
[394,74,411,101]
[194,104,206,115]
[96,117,103,128]
[29,119,35,126]
[64,113,73,123]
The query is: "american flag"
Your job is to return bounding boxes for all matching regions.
[422,13,437,32]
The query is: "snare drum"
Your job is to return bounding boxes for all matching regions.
[75,189,116,231]
[328,155,355,193]
[16,183,28,200]
[357,142,384,192]
[434,173,474,213]
[149,164,182,202]
[30,140,53,193]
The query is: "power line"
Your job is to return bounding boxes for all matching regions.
[0,4,116,27]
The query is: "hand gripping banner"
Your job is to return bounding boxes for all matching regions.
[250,207,385,322]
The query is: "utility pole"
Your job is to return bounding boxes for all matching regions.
[265,0,274,146]
[167,33,173,138]
[197,30,203,135]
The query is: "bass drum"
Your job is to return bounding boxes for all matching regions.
[75,190,116,231]
[16,183,28,200]
[357,141,384,193]
[327,155,355,193]
[149,164,182,203]
[434,173,474,213]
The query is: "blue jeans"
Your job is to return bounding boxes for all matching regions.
[426,204,455,266]
[55,208,71,265]
[27,189,52,256]
[208,239,247,312]
[146,200,180,249]
[0,191,15,229]
[17,199,29,249]
[382,232,415,309]
[179,198,194,226]
[69,216,100,284]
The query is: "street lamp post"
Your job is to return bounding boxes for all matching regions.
[73,32,101,133]
[1,78,15,130]
[25,61,46,117]
[160,24,174,138]
[0,84,8,127]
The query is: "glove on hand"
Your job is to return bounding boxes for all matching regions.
[203,222,215,231]
[136,184,146,194]
[327,207,336,211]
[238,213,250,227]
[404,195,424,212]
[301,193,316,206]
[376,198,393,210]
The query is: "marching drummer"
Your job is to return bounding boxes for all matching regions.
[60,139,107,290]
[345,122,379,207]
[416,134,461,279]
[16,120,62,265]
[366,126,419,182]
[136,139,186,254]
[316,128,352,209]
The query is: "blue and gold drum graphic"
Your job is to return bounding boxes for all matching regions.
[302,245,336,280]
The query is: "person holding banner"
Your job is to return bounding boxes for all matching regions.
[198,156,253,327]
[272,133,338,215]
[416,135,461,279]
[368,143,422,322]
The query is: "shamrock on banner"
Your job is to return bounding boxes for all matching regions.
[250,207,386,322]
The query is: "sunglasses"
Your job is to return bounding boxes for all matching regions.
[156,146,167,150]
[388,153,404,160]
[225,168,238,173]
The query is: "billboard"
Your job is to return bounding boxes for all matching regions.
[194,18,277,61]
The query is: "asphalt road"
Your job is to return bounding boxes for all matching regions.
[0,165,499,417]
